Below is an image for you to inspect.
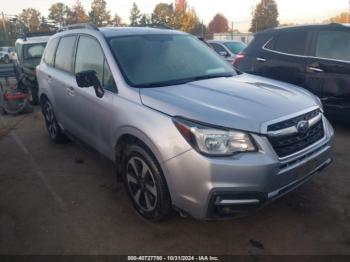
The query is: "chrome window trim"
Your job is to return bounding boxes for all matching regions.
[262,37,350,64]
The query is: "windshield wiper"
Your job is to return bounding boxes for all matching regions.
[137,73,234,88]
[190,73,233,82]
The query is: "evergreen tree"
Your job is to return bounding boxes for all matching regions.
[111,14,123,26]
[151,3,174,27]
[67,0,89,24]
[250,0,279,33]
[89,0,111,26]
[129,2,142,26]
[48,2,71,27]
[139,14,151,26]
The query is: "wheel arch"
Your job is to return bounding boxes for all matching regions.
[39,93,49,111]
[114,127,168,184]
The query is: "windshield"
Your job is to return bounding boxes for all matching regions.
[24,43,46,60]
[109,34,235,87]
[223,42,246,54]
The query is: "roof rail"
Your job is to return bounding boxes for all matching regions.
[59,23,99,32]
[20,31,56,41]
[133,23,173,30]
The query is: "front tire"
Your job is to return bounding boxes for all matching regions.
[123,144,173,221]
[42,99,68,143]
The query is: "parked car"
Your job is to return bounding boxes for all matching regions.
[0,47,16,63]
[234,23,350,120]
[208,40,246,63]
[37,24,333,221]
[197,36,211,47]
[15,35,50,104]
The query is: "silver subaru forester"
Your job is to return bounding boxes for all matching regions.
[36,24,334,221]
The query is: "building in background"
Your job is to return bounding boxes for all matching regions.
[213,32,254,44]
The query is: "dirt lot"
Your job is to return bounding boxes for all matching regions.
[0,107,350,255]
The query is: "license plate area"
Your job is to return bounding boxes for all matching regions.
[278,147,331,188]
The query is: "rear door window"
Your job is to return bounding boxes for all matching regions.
[267,31,308,55]
[54,35,77,73]
[43,37,59,66]
[210,43,226,54]
[316,30,350,61]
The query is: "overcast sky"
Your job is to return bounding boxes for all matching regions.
[1,0,348,32]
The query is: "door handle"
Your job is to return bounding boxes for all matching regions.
[256,57,266,62]
[66,86,75,96]
[307,66,323,73]
[47,75,52,82]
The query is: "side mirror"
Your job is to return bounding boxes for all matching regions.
[76,70,104,98]
[219,51,229,57]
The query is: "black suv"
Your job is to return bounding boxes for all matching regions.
[234,24,350,119]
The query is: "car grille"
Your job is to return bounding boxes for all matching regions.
[267,109,324,158]
[268,109,320,131]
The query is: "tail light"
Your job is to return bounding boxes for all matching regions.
[233,52,245,66]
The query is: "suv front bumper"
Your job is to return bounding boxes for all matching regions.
[163,116,334,219]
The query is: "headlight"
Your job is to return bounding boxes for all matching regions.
[173,117,257,156]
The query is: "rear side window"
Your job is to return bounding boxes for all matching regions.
[267,31,308,55]
[210,43,226,53]
[316,30,350,61]
[43,37,59,66]
[55,36,76,73]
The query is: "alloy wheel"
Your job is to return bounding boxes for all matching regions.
[44,102,58,139]
[126,156,158,212]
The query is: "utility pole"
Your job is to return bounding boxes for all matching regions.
[348,0,350,23]
[201,19,204,38]
[231,20,234,40]
[1,12,9,42]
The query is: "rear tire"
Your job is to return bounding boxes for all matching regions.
[41,99,68,143]
[29,85,39,105]
[123,143,173,222]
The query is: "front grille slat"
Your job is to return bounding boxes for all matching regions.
[267,110,324,158]
[268,109,320,132]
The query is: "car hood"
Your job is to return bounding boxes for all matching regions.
[140,73,318,133]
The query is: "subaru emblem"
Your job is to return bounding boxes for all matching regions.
[297,120,309,134]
